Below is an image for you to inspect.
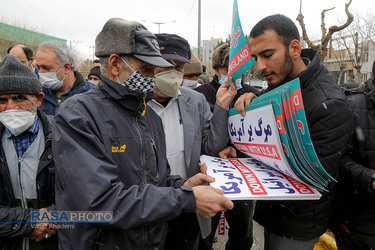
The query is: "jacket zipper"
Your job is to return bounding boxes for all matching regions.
[18,157,26,208]
[134,93,148,248]
[150,138,159,181]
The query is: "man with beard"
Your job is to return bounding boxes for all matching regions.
[234,14,354,249]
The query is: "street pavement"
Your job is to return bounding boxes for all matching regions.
[213,221,264,250]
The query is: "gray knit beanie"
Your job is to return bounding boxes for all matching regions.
[0,55,42,95]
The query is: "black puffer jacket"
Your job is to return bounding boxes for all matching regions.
[335,78,375,235]
[253,49,354,240]
[53,75,196,250]
[0,110,56,249]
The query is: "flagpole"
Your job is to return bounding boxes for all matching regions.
[198,0,201,61]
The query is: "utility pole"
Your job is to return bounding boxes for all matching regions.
[198,0,201,61]
[90,46,95,61]
[142,20,176,34]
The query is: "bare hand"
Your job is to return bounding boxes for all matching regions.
[192,186,234,218]
[27,208,57,242]
[199,162,207,175]
[183,173,214,187]
[216,76,237,110]
[219,146,237,159]
[234,92,257,117]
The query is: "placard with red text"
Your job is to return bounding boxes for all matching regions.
[201,155,321,200]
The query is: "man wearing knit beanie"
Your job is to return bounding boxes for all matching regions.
[87,66,101,85]
[0,55,57,249]
[182,50,203,89]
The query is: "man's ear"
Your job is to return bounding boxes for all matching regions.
[35,92,45,108]
[108,54,122,77]
[289,39,302,59]
[63,62,72,74]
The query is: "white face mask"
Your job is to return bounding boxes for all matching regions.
[155,69,184,97]
[88,80,99,85]
[183,79,198,89]
[0,110,37,136]
[39,67,66,90]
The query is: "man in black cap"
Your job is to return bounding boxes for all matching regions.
[0,55,57,249]
[52,18,234,250]
[87,66,101,84]
[148,33,237,250]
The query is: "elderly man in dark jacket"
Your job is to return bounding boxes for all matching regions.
[234,14,354,249]
[332,60,375,249]
[52,18,234,250]
[0,55,57,249]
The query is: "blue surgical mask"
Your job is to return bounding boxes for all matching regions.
[219,74,242,90]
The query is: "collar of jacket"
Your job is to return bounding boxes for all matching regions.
[297,48,322,88]
[211,75,221,90]
[98,74,151,115]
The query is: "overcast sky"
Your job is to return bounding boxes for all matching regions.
[1,0,373,61]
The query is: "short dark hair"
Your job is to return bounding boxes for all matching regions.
[348,73,355,79]
[94,59,100,63]
[7,45,34,61]
[250,14,300,48]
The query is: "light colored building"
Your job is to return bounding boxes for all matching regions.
[192,38,223,79]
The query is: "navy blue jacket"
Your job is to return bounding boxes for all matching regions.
[53,75,196,249]
[40,71,94,116]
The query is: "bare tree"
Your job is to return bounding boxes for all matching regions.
[296,0,354,62]
[337,12,375,78]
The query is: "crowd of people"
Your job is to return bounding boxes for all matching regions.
[0,13,374,250]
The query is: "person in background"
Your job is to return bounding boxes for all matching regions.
[0,55,57,249]
[343,73,360,89]
[148,33,237,250]
[35,41,95,115]
[87,66,101,85]
[52,18,233,250]
[93,58,101,67]
[182,49,203,89]
[234,14,354,250]
[331,59,375,249]
[199,65,210,84]
[7,44,39,78]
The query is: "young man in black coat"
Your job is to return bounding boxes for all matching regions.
[234,14,354,249]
